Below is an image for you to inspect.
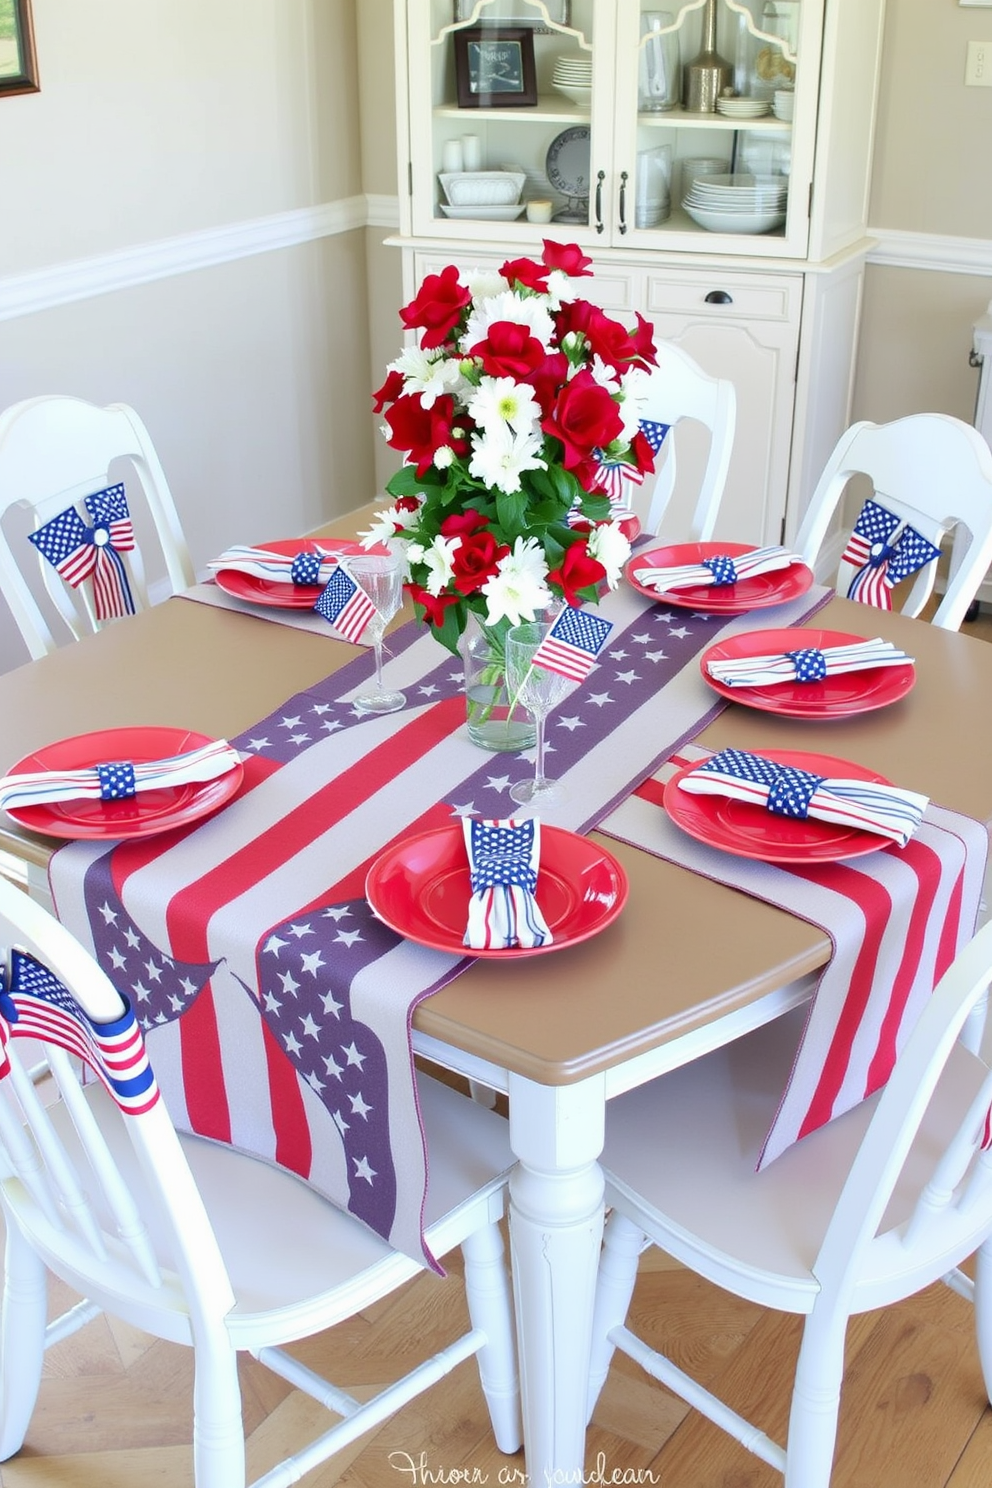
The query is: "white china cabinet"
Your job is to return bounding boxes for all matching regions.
[390,0,886,545]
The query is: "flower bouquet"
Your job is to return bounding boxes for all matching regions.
[363,240,662,746]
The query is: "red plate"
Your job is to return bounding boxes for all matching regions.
[664,748,893,863]
[365,822,628,958]
[626,541,813,613]
[700,629,917,718]
[4,727,244,841]
[214,537,365,608]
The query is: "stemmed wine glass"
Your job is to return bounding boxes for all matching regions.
[505,621,573,807]
[347,552,406,714]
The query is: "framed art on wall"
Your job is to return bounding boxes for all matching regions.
[0,0,38,97]
[454,25,538,107]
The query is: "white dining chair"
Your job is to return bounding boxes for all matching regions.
[586,918,992,1488]
[0,395,195,660]
[0,879,521,1486]
[794,413,992,631]
[625,340,737,540]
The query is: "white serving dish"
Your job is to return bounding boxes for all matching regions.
[439,171,526,207]
[553,83,593,105]
[439,203,528,221]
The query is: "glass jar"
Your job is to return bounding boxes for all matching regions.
[461,615,537,753]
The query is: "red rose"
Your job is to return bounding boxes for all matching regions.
[407,583,460,628]
[450,529,508,596]
[628,428,658,479]
[372,368,405,414]
[440,510,489,539]
[399,265,471,349]
[541,241,594,278]
[547,540,607,606]
[630,312,658,369]
[384,394,467,477]
[500,255,550,294]
[527,350,571,417]
[542,369,624,470]
[469,320,547,380]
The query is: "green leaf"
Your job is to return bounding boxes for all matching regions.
[385,465,434,499]
[494,489,529,538]
[433,603,467,656]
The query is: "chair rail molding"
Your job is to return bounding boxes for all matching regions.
[0,196,373,323]
[866,228,992,277]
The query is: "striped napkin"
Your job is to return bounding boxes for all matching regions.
[462,816,553,951]
[638,544,803,593]
[207,545,341,586]
[677,747,928,847]
[706,636,914,688]
[0,739,241,812]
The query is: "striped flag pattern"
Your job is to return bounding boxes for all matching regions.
[841,499,942,610]
[599,744,988,1168]
[314,564,378,643]
[532,605,613,683]
[0,950,159,1114]
[591,418,670,502]
[28,483,137,621]
[48,569,830,1263]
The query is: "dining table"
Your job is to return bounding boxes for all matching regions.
[4,505,992,1482]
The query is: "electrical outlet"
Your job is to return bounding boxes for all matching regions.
[966,40,992,84]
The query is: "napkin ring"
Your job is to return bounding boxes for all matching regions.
[701,554,738,586]
[97,761,137,800]
[766,764,825,819]
[291,552,323,585]
[785,647,827,683]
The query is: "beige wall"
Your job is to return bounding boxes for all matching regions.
[853,0,992,425]
[0,0,372,673]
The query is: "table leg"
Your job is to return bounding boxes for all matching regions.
[507,1071,606,1484]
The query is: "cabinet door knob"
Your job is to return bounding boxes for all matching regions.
[704,290,734,305]
[618,170,628,235]
[595,170,605,234]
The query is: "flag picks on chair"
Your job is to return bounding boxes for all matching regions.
[0,951,159,1114]
[591,418,671,502]
[313,563,378,644]
[462,816,553,951]
[841,498,942,610]
[532,605,613,683]
[28,483,138,621]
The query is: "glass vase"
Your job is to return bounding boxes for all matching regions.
[460,615,537,753]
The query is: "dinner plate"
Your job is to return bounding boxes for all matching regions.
[365,822,628,958]
[439,203,527,221]
[625,542,813,613]
[214,537,365,608]
[545,126,591,198]
[700,628,917,717]
[664,748,893,863]
[4,726,244,841]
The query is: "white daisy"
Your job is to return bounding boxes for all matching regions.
[586,521,632,588]
[419,534,462,596]
[468,376,542,436]
[388,345,464,408]
[464,270,510,302]
[482,537,552,627]
[468,424,547,495]
[359,501,422,549]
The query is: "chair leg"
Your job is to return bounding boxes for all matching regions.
[587,1209,645,1422]
[784,1305,848,1488]
[973,1234,992,1405]
[461,1221,523,1455]
[191,1328,247,1488]
[0,1219,48,1460]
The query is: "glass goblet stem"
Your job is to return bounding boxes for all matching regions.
[532,711,550,794]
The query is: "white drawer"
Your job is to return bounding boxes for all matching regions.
[646,270,802,322]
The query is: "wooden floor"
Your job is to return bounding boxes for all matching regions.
[6,604,992,1488]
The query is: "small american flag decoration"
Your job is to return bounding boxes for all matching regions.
[28,483,138,621]
[532,605,613,683]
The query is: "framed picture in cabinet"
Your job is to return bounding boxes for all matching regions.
[454,26,538,107]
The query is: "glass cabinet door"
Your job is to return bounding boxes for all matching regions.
[407,0,618,244]
[611,0,822,258]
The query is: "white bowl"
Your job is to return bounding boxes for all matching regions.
[554,83,593,105]
[682,200,787,233]
[439,171,526,207]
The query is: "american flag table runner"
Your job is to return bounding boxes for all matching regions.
[598,744,988,1167]
[48,575,830,1268]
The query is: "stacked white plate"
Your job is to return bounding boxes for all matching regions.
[553,54,592,106]
[682,172,787,234]
[715,96,770,120]
[773,89,795,121]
